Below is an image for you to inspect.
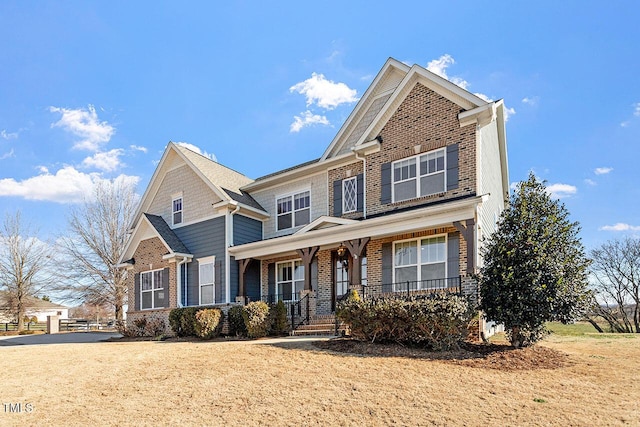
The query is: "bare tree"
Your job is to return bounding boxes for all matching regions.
[59,179,138,321]
[590,237,640,333]
[0,211,54,331]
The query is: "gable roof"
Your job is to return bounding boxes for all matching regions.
[0,292,68,310]
[144,214,190,254]
[132,142,267,227]
[119,213,192,265]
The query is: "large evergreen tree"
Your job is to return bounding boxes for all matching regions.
[479,173,591,347]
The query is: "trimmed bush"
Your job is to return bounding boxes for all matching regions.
[269,300,289,336]
[194,308,224,339]
[228,305,247,337]
[243,301,271,338]
[168,307,200,337]
[337,293,474,351]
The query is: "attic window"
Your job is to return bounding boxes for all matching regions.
[172,197,183,225]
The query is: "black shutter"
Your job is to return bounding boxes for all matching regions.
[381,163,392,204]
[382,242,393,293]
[134,273,141,311]
[447,233,460,279]
[446,143,459,191]
[356,173,364,212]
[267,263,275,303]
[163,268,171,308]
[333,180,342,217]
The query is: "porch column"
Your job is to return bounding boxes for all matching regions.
[453,219,475,274]
[342,237,370,286]
[296,246,319,291]
[238,258,252,300]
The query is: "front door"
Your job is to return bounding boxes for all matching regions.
[332,251,350,312]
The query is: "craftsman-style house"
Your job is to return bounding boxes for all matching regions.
[118,58,509,335]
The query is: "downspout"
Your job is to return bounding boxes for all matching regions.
[226,202,241,304]
[177,256,188,307]
[353,148,367,219]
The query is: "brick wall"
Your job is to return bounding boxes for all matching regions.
[126,237,177,332]
[365,82,477,216]
[327,161,365,220]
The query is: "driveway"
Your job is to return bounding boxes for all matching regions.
[0,331,121,346]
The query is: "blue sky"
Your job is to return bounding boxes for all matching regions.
[0,1,638,251]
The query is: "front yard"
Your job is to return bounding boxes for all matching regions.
[1,329,638,426]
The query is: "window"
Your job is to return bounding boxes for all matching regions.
[199,257,215,305]
[140,269,164,310]
[276,260,304,301]
[393,236,446,290]
[172,197,183,225]
[276,191,310,230]
[342,177,357,213]
[392,148,445,202]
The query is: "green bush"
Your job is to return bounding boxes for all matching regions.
[269,300,289,336]
[242,301,271,338]
[227,305,247,337]
[194,308,224,339]
[169,307,200,337]
[337,293,474,351]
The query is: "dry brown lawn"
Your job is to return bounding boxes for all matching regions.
[1,332,639,426]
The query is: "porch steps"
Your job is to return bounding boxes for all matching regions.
[291,315,348,336]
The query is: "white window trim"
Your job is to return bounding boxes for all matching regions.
[172,195,184,226]
[140,268,165,310]
[391,148,447,203]
[392,234,448,291]
[342,176,357,214]
[275,259,304,302]
[198,256,215,306]
[275,189,311,231]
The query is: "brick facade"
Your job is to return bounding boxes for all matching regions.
[126,237,177,334]
[365,82,477,217]
[327,161,365,220]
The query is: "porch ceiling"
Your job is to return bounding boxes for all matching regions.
[229,196,481,260]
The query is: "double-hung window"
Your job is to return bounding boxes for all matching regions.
[140,269,164,309]
[199,257,215,305]
[277,191,310,230]
[393,236,447,290]
[392,148,445,202]
[342,177,357,213]
[276,260,304,301]
[172,196,183,225]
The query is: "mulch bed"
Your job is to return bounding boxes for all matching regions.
[313,338,571,371]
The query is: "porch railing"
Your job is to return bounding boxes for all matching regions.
[260,292,310,329]
[356,276,462,299]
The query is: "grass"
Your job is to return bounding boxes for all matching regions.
[0,333,639,426]
[546,321,606,336]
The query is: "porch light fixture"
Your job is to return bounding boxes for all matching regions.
[337,244,347,258]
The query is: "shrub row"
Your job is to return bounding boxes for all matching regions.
[168,306,224,339]
[337,291,475,351]
[229,300,289,338]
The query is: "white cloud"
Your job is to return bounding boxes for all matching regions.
[1,129,18,140]
[0,166,139,203]
[522,96,540,106]
[600,223,640,232]
[0,149,15,160]
[49,105,114,151]
[584,178,596,186]
[546,183,577,199]
[621,121,630,128]
[594,167,613,175]
[37,166,49,174]
[426,55,515,120]
[130,145,148,153]
[175,142,217,162]
[290,73,358,110]
[634,102,640,117]
[81,149,125,172]
[290,111,330,133]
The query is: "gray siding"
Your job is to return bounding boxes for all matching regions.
[233,214,262,246]
[173,217,226,305]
